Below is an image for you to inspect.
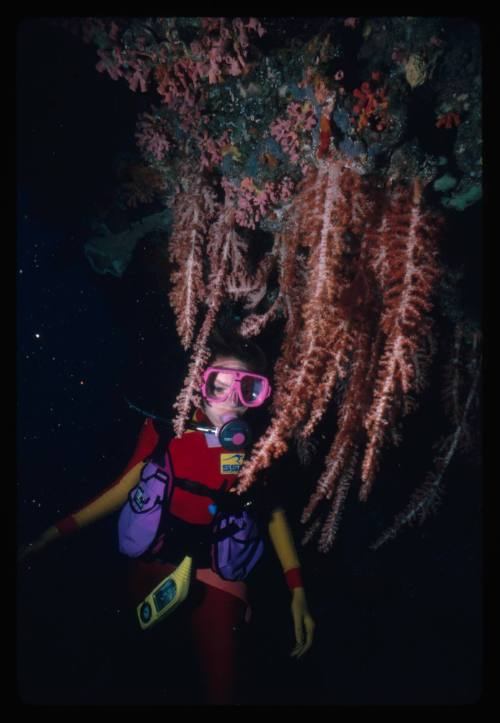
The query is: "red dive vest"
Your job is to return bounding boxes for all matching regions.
[122,409,246,526]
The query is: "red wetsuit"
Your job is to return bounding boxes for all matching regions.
[54,409,306,703]
[119,411,250,704]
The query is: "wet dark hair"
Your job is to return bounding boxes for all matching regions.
[207,325,267,375]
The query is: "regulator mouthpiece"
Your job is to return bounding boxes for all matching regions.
[188,413,252,450]
[219,413,252,451]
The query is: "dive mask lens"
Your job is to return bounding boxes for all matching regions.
[240,374,267,406]
[205,369,231,402]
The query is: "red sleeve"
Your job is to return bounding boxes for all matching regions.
[117,417,160,479]
[58,418,159,527]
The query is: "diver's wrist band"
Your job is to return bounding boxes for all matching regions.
[285,567,303,591]
[55,515,79,537]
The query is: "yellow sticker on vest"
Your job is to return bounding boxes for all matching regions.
[220,453,245,474]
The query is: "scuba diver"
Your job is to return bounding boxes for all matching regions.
[19,331,315,705]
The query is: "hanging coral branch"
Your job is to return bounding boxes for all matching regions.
[360,180,442,496]
[234,167,442,553]
[236,158,364,492]
[70,16,481,554]
[317,452,359,553]
[442,321,466,427]
[299,233,383,549]
[159,152,444,551]
[370,330,481,550]
[172,195,262,435]
[168,173,219,349]
[301,321,378,546]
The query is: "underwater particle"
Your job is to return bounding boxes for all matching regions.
[404,54,427,88]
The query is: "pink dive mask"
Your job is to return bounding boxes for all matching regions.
[201,366,272,408]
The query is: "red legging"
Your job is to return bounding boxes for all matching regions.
[128,560,247,705]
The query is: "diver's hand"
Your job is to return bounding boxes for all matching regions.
[290,587,315,659]
[17,526,59,563]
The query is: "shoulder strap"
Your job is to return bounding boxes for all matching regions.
[174,476,226,502]
[147,420,237,507]
[149,418,174,466]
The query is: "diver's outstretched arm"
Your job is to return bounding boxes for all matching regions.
[18,461,144,562]
[267,506,316,658]
[18,525,60,561]
[19,417,160,563]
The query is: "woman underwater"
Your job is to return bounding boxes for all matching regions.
[19,331,315,705]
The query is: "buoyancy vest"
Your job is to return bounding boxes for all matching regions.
[137,409,247,567]
[120,411,258,615]
[167,409,246,525]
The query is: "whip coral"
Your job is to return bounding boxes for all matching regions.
[167,155,442,551]
[235,159,366,491]
[171,192,268,435]
[70,16,480,554]
[235,163,440,550]
[168,174,219,349]
[360,180,442,496]
[370,328,481,550]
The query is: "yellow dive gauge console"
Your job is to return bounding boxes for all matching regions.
[137,555,193,630]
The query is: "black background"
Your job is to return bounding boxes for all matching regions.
[17,18,484,706]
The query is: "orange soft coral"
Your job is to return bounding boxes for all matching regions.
[436,112,461,129]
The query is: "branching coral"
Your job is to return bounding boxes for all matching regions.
[270,100,317,170]
[135,110,173,163]
[370,325,481,550]
[166,156,444,552]
[70,16,482,554]
[171,192,267,435]
[82,17,265,115]
[360,180,442,495]
[221,175,295,230]
[351,73,390,133]
[168,173,219,349]
[117,163,168,208]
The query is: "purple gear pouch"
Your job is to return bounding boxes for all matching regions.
[211,509,265,581]
[118,452,174,558]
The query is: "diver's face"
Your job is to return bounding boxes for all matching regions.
[202,356,250,428]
